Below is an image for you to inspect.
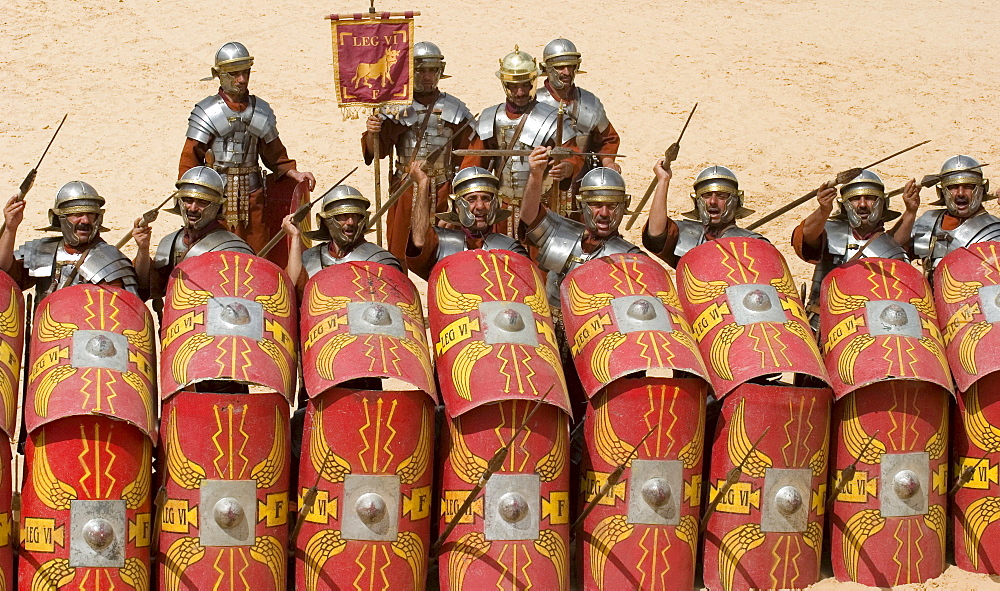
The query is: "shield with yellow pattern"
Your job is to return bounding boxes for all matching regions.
[0,270,22,591]
[293,261,437,590]
[675,238,827,396]
[19,285,156,590]
[299,261,435,398]
[428,250,571,590]
[560,253,708,397]
[156,391,290,591]
[159,251,297,399]
[701,383,832,591]
[580,378,707,591]
[820,257,953,398]
[931,243,1000,572]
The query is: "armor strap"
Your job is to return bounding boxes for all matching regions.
[392,100,439,193]
[493,105,532,177]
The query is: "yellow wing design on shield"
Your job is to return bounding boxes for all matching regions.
[524,268,551,317]
[842,510,885,582]
[304,530,346,591]
[162,537,206,591]
[679,395,706,470]
[168,273,213,310]
[249,535,285,591]
[964,385,1000,453]
[315,333,358,382]
[566,278,613,315]
[836,334,875,385]
[447,532,491,591]
[589,515,634,589]
[435,268,482,314]
[391,531,427,591]
[939,265,982,304]
[534,529,568,591]
[923,504,946,558]
[925,397,948,461]
[802,521,823,566]
[31,558,76,590]
[395,405,431,485]
[718,524,766,591]
[121,439,152,510]
[841,394,886,464]
[809,412,830,477]
[33,365,78,417]
[825,277,869,314]
[306,285,351,317]
[0,286,20,337]
[710,324,744,381]
[771,272,798,298]
[171,332,213,385]
[728,398,772,478]
[447,416,488,485]
[592,331,627,384]
[251,406,287,489]
[119,557,148,591]
[535,412,568,482]
[309,409,352,484]
[452,341,493,401]
[959,322,993,375]
[964,496,1000,570]
[909,288,937,320]
[165,406,206,490]
[123,317,154,354]
[681,266,728,304]
[31,430,77,510]
[675,514,699,568]
[35,304,78,342]
[255,275,291,317]
[594,391,635,467]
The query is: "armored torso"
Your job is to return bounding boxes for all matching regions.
[912,208,1000,275]
[806,218,908,308]
[674,219,769,260]
[302,241,401,277]
[154,227,254,270]
[15,237,139,299]
[526,210,642,306]
[388,93,473,184]
[536,85,610,151]
[433,227,528,263]
[477,101,574,206]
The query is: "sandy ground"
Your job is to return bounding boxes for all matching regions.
[3,0,1000,588]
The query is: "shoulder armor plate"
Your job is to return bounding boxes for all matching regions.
[15,237,61,277]
[154,230,182,270]
[248,96,278,143]
[721,225,770,243]
[674,220,708,259]
[572,87,610,134]
[526,211,586,275]
[187,95,230,143]
[302,244,326,277]
[482,233,529,258]
[438,93,473,125]
[477,104,502,141]
[79,242,139,294]
[434,227,468,262]
[186,229,255,259]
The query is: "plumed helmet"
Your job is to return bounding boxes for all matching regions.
[682,165,753,224]
[496,45,538,84]
[541,38,585,72]
[305,185,371,244]
[438,166,509,228]
[44,181,107,232]
[933,154,991,211]
[413,41,449,78]
[837,169,899,228]
[213,41,254,73]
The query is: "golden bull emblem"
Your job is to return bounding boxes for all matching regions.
[351,47,401,90]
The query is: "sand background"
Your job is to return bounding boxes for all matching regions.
[3,0,1000,588]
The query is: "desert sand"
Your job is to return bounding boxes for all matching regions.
[3,0,1000,588]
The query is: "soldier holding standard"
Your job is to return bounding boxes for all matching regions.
[180,41,315,252]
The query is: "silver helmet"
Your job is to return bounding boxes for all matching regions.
[439,167,509,229]
[837,169,899,229]
[413,41,449,87]
[578,167,630,235]
[44,181,107,246]
[683,165,753,225]
[933,154,991,216]
[168,166,227,231]
[540,38,585,90]
[496,46,538,100]
[304,185,371,248]
[211,42,253,94]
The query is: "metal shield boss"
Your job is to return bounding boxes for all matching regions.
[0,271,22,590]
[19,285,156,588]
[701,384,832,591]
[821,258,953,586]
[160,251,298,399]
[157,392,291,591]
[675,237,827,397]
[559,253,708,397]
[932,243,1000,572]
[295,262,437,590]
[428,250,571,590]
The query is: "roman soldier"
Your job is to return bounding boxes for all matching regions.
[906,155,1000,277]
[180,41,315,253]
[0,181,139,300]
[643,161,767,269]
[461,46,580,230]
[362,41,476,266]
[407,162,528,280]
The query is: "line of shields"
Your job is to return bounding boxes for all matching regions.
[4,234,1000,589]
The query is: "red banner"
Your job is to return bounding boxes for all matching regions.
[329,16,414,116]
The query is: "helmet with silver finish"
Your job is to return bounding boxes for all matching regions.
[579,167,630,234]
[838,169,898,229]
[540,38,586,90]
[496,46,538,99]
[45,181,108,245]
[413,41,449,80]
[211,42,253,94]
[933,154,991,214]
[438,166,509,229]
[682,165,753,225]
[167,166,227,231]
[305,185,371,247]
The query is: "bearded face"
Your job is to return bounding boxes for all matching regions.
[843,194,884,233]
[325,212,366,249]
[60,212,99,247]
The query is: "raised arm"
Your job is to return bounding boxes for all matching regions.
[131,216,152,296]
[281,213,303,282]
[800,182,837,247]
[889,179,920,249]
[0,195,25,273]
[520,146,551,228]
[646,158,674,238]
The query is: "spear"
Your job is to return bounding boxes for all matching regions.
[431,388,552,555]
[826,431,880,511]
[700,427,769,532]
[624,102,698,231]
[746,139,931,231]
[950,454,990,495]
[257,166,359,258]
[571,424,658,532]
[885,163,989,198]
[114,193,175,250]
[2,114,68,237]
[452,149,625,159]
[288,444,339,554]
